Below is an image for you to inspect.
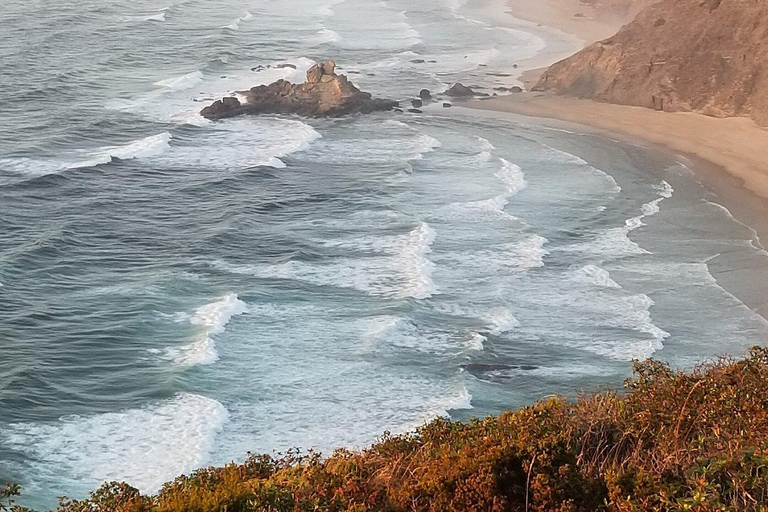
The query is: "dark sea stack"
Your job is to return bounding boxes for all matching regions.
[445,82,476,97]
[200,60,399,120]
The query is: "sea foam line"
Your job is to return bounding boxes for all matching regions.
[398,222,437,300]
[3,393,228,495]
[164,293,247,366]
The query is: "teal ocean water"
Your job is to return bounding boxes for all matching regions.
[2,0,768,508]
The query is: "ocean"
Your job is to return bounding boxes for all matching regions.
[2,0,768,508]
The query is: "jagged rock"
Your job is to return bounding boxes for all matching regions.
[200,61,399,120]
[321,60,336,75]
[419,89,432,100]
[411,99,423,108]
[445,83,475,97]
[306,64,323,84]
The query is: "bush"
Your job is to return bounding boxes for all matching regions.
[10,348,768,511]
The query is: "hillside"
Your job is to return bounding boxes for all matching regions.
[533,0,768,126]
[5,349,768,511]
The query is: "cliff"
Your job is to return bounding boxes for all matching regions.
[534,0,768,126]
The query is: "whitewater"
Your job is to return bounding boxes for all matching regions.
[2,0,768,508]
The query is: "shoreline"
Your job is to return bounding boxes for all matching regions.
[467,0,768,320]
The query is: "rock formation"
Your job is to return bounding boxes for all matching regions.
[445,83,476,97]
[533,0,768,126]
[201,60,398,120]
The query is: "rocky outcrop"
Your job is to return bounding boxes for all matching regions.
[201,61,398,120]
[533,0,768,126]
[445,83,476,97]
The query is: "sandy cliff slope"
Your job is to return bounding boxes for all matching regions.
[533,0,768,126]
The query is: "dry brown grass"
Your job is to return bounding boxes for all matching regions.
[6,348,768,512]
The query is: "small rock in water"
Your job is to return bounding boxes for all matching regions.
[275,63,297,69]
[410,59,426,64]
[510,86,524,93]
[445,83,475,97]
[408,108,423,113]
[443,102,452,108]
[411,99,423,108]
[419,89,432,100]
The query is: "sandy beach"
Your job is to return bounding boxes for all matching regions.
[467,0,768,318]
[477,0,768,203]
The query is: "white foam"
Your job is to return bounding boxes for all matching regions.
[641,180,674,216]
[504,234,549,270]
[563,181,674,258]
[496,158,527,195]
[705,199,768,256]
[145,12,166,22]
[398,222,437,300]
[154,71,204,91]
[162,118,320,170]
[310,122,440,164]
[361,316,445,351]
[0,133,172,179]
[317,28,341,43]
[212,222,436,299]
[466,332,486,351]
[475,136,496,151]
[543,144,621,193]
[572,264,621,289]
[4,394,228,495]
[487,307,520,334]
[104,132,172,162]
[165,294,247,366]
[601,294,670,360]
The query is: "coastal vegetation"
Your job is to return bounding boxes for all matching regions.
[6,348,768,511]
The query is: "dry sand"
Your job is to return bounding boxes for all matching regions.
[471,94,768,201]
[474,0,768,203]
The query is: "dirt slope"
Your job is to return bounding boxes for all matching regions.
[534,0,768,126]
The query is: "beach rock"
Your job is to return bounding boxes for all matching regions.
[419,89,432,100]
[510,86,524,93]
[411,99,423,108]
[200,60,399,120]
[445,83,476,97]
[321,60,336,75]
[443,102,452,108]
[306,64,323,84]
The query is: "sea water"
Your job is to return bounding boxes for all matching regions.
[2,0,768,508]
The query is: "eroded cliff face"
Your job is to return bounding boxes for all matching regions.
[534,0,768,126]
